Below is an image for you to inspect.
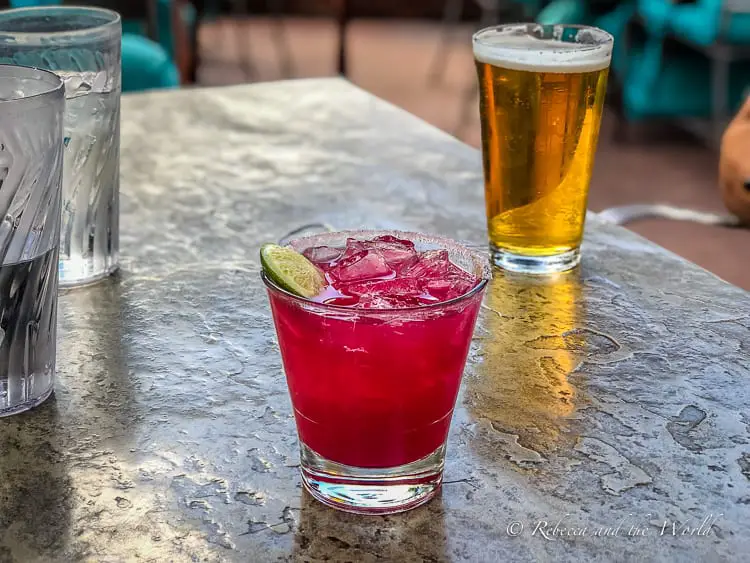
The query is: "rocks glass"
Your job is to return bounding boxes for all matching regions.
[264,230,489,514]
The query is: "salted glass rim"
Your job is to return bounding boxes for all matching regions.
[261,229,490,314]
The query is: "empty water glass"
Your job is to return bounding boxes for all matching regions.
[0,65,64,415]
[0,7,121,287]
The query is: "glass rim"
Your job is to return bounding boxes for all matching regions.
[0,6,121,39]
[473,23,613,72]
[0,64,64,104]
[261,229,491,314]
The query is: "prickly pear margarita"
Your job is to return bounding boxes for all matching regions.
[262,231,489,514]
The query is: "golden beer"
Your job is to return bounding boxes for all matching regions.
[473,24,612,273]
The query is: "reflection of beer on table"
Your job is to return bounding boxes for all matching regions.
[474,28,610,260]
[466,270,586,454]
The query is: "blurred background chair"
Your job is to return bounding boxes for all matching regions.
[121,31,180,91]
[612,0,750,147]
[10,0,59,5]
[121,0,196,81]
[188,0,293,83]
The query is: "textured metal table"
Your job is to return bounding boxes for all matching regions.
[1,79,749,562]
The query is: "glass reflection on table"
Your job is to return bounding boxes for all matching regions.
[465,268,587,457]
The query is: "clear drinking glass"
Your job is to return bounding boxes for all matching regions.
[0,7,121,287]
[0,65,64,416]
[263,231,489,514]
[474,24,613,273]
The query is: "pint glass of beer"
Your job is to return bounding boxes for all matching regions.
[473,24,613,274]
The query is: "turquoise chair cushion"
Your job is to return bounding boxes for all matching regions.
[672,0,750,45]
[123,0,197,60]
[621,37,750,120]
[9,0,61,6]
[636,0,671,34]
[122,33,180,92]
[595,2,637,75]
[638,0,750,45]
[536,0,588,25]
[122,20,146,37]
[595,2,636,38]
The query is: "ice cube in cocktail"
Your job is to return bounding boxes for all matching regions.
[263,231,489,514]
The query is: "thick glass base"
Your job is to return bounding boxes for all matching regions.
[490,245,580,274]
[59,255,119,288]
[300,443,445,515]
[0,384,53,417]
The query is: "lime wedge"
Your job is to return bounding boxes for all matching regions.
[260,243,325,298]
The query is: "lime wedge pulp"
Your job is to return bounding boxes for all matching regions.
[260,243,325,298]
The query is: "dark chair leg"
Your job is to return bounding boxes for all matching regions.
[453,4,499,138]
[267,0,294,78]
[455,79,479,139]
[337,0,351,76]
[188,23,200,83]
[611,13,635,144]
[232,0,257,81]
[187,0,203,84]
[427,0,464,86]
[711,47,730,149]
[612,108,629,143]
[609,76,629,144]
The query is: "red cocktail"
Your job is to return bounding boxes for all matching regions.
[263,231,489,514]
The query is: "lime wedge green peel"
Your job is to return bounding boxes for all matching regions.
[260,243,325,298]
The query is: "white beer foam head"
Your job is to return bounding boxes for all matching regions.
[473,24,613,73]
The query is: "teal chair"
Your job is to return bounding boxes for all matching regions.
[122,0,197,64]
[121,33,180,92]
[536,0,588,25]
[617,38,750,118]
[625,0,750,144]
[638,0,750,46]
[595,2,637,71]
[9,0,181,92]
[8,0,59,5]
[539,0,750,46]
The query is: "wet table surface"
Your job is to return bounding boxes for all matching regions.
[1,78,749,562]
